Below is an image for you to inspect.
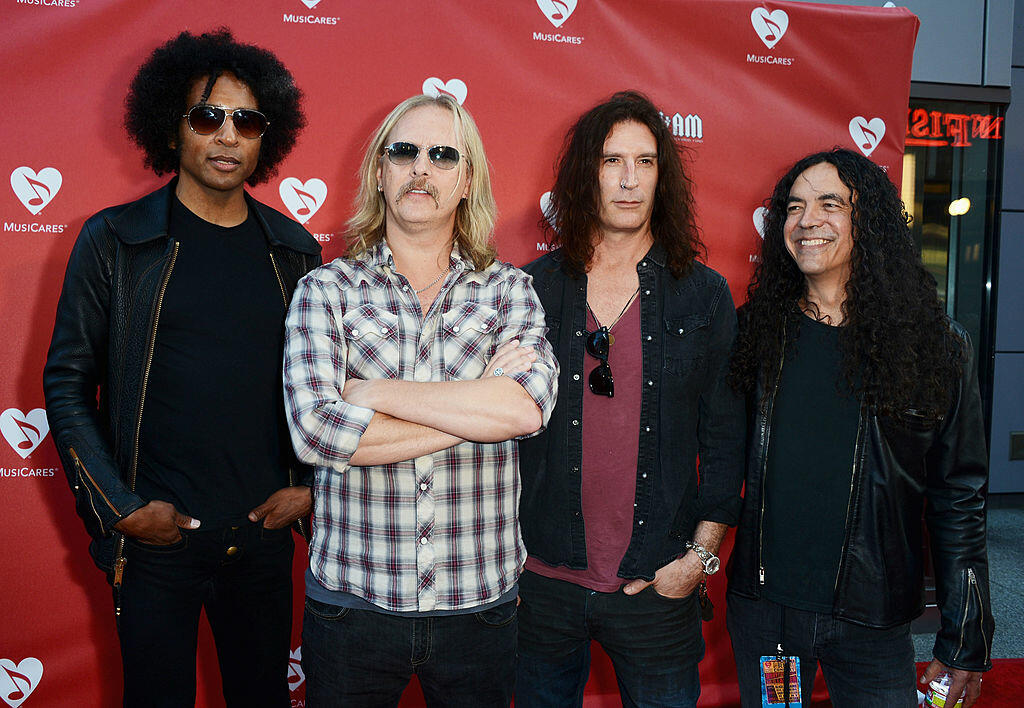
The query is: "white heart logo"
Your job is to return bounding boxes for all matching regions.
[279,178,327,225]
[849,117,886,157]
[537,0,578,28]
[539,192,557,229]
[299,0,321,7]
[0,657,43,708]
[0,409,49,459]
[750,8,789,49]
[422,77,468,105]
[10,167,62,216]
[753,207,768,238]
[287,646,305,691]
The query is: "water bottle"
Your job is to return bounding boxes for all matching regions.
[923,672,965,708]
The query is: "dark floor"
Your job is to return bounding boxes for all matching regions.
[912,493,1024,661]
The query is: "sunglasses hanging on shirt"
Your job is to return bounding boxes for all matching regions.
[583,286,641,398]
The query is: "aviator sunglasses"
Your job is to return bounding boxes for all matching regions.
[585,327,614,397]
[383,142,464,170]
[182,104,270,140]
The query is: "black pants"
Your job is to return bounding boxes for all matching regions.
[115,522,294,708]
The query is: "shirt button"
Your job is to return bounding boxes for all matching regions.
[453,325,460,333]
[647,380,653,387]
[420,537,428,545]
[572,419,579,426]
[634,502,638,507]
[576,330,583,337]
[678,328,684,334]
[640,261,647,267]
[646,335,652,341]
[644,289,651,295]
[380,327,388,334]
[642,473,648,479]
[420,483,428,491]
[226,546,239,556]
[403,285,409,291]
[644,426,651,432]
[573,374,580,381]
[638,519,645,526]
[351,328,360,336]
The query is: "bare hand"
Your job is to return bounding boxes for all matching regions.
[920,659,983,708]
[622,554,705,599]
[114,500,199,545]
[342,378,377,409]
[482,339,537,378]
[248,486,312,529]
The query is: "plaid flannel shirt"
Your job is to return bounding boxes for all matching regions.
[284,241,558,612]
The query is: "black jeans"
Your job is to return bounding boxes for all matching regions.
[726,592,918,708]
[515,571,704,708]
[302,596,518,707]
[116,522,294,708]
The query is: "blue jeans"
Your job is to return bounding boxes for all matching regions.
[726,592,918,708]
[515,571,703,708]
[302,597,517,707]
[116,522,294,708]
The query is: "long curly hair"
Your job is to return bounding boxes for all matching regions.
[346,94,497,271]
[543,90,704,279]
[730,148,965,421]
[124,28,305,185]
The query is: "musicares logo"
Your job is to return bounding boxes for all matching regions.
[10,167,62,216]
[750,8,788,49]
[422,78,467,105]
[279,178,327,225]
[288,646,305,691]
[537,0,576,28]
[0,409,49,459]
[0,658,42,708]
[849,116,885,157]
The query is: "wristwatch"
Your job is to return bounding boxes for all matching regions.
[685,541,720,575]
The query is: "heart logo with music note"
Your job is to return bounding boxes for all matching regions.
[299,0,321,8]
[751,8,789,49]
[279,178,327,225]
[0,409,50,460]
[537,0,577,28]
[10,167,62,216]
[287,646,305,691]
[849,117,886,157]
[0,657,43,708]
[422,78,468,105]
[539,191,557,229]
[753,207,768,238]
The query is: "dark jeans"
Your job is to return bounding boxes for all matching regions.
[515,571,703,708]
[116,521,294,708]
[726,592,918,708]
[302,596,518,707]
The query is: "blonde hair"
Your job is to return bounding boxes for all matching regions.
[346,94,497,271]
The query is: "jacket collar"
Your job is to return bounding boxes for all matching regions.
[105,178,319,255]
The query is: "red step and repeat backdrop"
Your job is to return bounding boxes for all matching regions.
[1,1,917,705]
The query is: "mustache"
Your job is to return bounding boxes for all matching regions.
[396,178,439,206]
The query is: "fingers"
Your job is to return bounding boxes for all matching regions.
[963,674,983,708]
[621,579,652,595]
[483,340,537,378]
[919,659,944,685]
[174,511,201,529]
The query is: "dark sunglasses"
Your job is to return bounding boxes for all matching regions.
[182,104,269,140]
[585,327,614,397]
[383,142,463,170]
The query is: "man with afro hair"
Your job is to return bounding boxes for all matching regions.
[43,29,320,707]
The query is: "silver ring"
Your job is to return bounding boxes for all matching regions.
[493,367,504,377]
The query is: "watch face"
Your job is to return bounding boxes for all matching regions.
[705,557,721,575]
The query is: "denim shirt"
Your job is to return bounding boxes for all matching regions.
[519,245,745,580]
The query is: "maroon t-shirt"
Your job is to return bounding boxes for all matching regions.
[526,299,642,591]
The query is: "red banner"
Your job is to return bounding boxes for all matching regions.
[0,1,917,705]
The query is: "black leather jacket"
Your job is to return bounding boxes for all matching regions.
[728,319,994,672]
[42,181,321,574]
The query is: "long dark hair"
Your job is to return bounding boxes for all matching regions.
[730,148,965,421]
[124,28,305,185]
[543,91,704,279]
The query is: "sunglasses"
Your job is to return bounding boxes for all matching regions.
[383,142,464,170]
[182,104,269,140]
[585,327,614,397]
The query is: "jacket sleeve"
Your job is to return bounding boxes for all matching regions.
[694,279,746,526]
[42,217,146,541]
[926,330,994,672]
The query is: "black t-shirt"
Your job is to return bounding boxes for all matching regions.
[135,197,290,525]
[761,315,860,613]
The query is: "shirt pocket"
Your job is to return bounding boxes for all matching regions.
[440,302,499,379]
[663,314,709,379]
[342,304,401,380]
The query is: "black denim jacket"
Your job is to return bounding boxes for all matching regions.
[519,245,745,580]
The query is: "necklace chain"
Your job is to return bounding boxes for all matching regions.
[587,285,641,331]
[413,266,450,294]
